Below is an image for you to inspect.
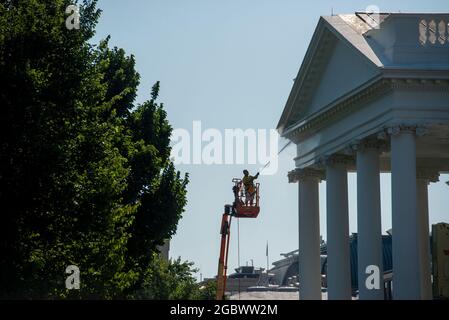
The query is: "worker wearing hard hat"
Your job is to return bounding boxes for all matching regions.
[242,170,259,206]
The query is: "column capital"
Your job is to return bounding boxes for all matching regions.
[318,154,355,167]
[416,168,440,183]
[349,138,387,153]
[384,124,429,137]
[288,168,325,183]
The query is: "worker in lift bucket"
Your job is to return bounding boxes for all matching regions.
[242,170,259,206]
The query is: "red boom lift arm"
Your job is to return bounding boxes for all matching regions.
[215,179,260,300]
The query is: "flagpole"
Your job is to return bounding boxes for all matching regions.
[266,241,269,275]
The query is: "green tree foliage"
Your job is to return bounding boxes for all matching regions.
[136,254,202,300]
[198,279,217,300]
[0,0,190,298]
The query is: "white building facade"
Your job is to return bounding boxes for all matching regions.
[277,13,449,300]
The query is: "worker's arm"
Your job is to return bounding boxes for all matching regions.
[250,173,259,181]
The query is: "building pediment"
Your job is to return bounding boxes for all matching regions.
[277,13,449,139]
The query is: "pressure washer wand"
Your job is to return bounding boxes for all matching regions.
[258,140,293,173]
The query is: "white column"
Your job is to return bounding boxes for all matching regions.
[416,169,438,300]
[390,126,420,299]
[357,144,384,300]
[326,159,351,300]
[297,169,323,300]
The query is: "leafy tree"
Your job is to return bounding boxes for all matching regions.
[135,254,201,300]
[198,279,217,300]
[0,0,188,299]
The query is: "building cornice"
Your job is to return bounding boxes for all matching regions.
[283,78,391,141]
[283,78,449,143]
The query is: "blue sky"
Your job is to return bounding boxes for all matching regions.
[93,0,449,279]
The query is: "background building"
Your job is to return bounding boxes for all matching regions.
[278,12,449,300]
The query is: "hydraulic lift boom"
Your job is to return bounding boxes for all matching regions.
[215,179,260,300]
[216,205,233,300]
